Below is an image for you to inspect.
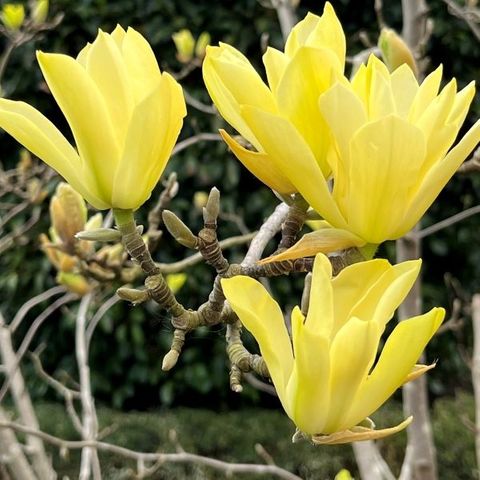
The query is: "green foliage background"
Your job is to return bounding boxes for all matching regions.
[1,0,480,414]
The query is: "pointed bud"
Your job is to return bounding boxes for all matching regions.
[84,212,103,231]
[75,228,122,242]
[172,29,195,63]
[378,28,418,77]
[195,31,210,59]
[162,210,197,248]
[203,187,220,224]
[27,178,47,204]
[162,349,179,371]
[116,287,149,305]
[1,4,25,30]
[31,0,48,24]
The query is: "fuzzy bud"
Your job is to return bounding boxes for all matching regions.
[378,28,418,77]
[162,210,197,248]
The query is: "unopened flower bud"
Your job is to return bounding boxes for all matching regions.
[50,183,87,247]
[195,31,210,59]
[172,29,195,63]
[162,210,197,248]
[31,0,48,24]
[378,28,418,77]
[75,228,122,243]
[57,272,92,296]
[116,287,149,305]
[166,273,187,294]
[203,187,220,224]
[193,191,209,210]
[1,4,25,30]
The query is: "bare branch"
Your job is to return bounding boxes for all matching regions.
[415,205,480,239]
[157,232,256,274]
[10,285,67,333]
[0,421,303,480]
[85,294,120,351]
[443,0,480,41]
[0,293,77,403]
[184,90,217,114]
[171,133,222,157]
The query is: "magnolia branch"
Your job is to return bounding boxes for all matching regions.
[0,420,303,480]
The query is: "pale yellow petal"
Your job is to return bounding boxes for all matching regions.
[86,30,134,142]
[76,42,91,66]
[390,64,419,117]
[37,51,120,201]
[240,105,348,229]
[368,60,396,120]
[203,44,275,150]
[276,46,341,176]
[331,259,392,335]
[323,317,381,433]
[343,308,444,429]
[448,81,475,126]
[111,24,126,47]
[305,254,334,338]
[347,115,425,243]
[312,416,412,445]
[408,65,443,123]
[404,119,480,235]
[286,306,331,434]
[219,129,295,193]
[284,12,320,57]
[305,2,346,67]
[257,228,365,264]
[0,98,109,209]
[121,27,161,102]
[364,260,421,328]
[221,276,294,407]
[112,72,185,210]
[262,47,288,95]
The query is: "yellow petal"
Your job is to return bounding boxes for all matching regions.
[323,317,380,433]
[343,307,444,428]
[404,119,480,234]
[306,254,334,337]
[203,44,275,150]
[403,363,436,384]
[86,30,134,142]
[284,12,320,57]
[0,99,109,209]
[37,51,120,201]
[408,65,443,123]
[276,46,341,176]
[312,416,412,445]
[390,64,419,117]
[286,306,331,434]
[331,258,392,335]
[111,24,126,47]
[240,105,348,229]
[258,227,365,264]
[221,276,293,407]
[347,115,425,242]
[343,259,422,331]
[368,59,396,120]
[112,72,185,210]
[121,27,161,102]
[262,47,288,95]
[304,2,346,67]
[220,129,295,193]
[448,81,475,126]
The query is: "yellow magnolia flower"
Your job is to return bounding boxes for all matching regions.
[0,26,186,210]
[1,4,25,30]
[203,2,345,193]
[222,254,444,444]
[264,55,480,262]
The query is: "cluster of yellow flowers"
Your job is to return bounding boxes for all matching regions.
[0,2,478,444]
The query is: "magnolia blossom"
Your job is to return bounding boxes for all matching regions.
[203,2,344,192]
[0,26,186,210]
[222,254,444,444]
